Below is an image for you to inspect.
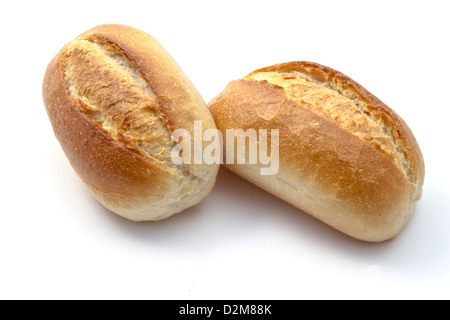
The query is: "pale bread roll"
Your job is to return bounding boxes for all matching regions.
[43,24,219,221]
[209,61,425,242]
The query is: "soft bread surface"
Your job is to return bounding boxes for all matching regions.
[43,24,219,221]
[209,61,424,242]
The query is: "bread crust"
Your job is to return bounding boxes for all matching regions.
[209,61,424,242]
[43,25,218,221]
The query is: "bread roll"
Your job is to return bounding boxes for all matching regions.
[43,24,219,221]
[208,61,425,242]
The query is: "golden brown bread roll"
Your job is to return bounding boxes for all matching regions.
[208,61,425,242]
[43,24,219,221]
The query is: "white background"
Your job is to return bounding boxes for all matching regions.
[1,0,449,300]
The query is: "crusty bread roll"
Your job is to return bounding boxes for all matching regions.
[43,24,219,221]
[209,61,425,242]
